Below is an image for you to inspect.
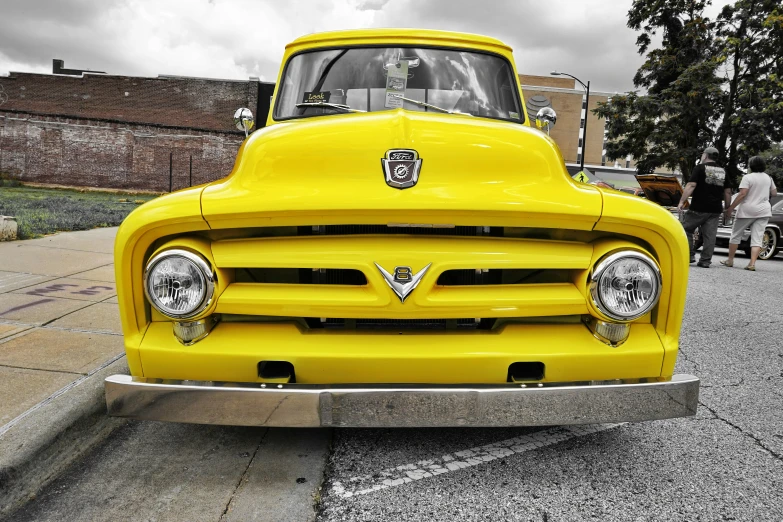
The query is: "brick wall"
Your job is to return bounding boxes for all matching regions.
[0,112,244,191]
[518,74,575,90]
[0,72,258,132]
[0,72,262,191]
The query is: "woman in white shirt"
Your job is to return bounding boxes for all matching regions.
[721,156,778,270]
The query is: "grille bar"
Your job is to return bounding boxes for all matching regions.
[317,318,487,330]
[299,225,503,237]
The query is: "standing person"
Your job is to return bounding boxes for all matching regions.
[677,147,733,267]
[720,156,778,271]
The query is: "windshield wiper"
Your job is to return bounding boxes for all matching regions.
[295,102,365,113]
[388,94,468,115]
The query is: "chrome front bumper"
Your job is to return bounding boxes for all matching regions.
[105,374,699,427]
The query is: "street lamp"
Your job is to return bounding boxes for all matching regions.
[551,71,590,173]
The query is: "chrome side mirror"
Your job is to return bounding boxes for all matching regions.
[536,107,557,135]
[233,108,255,137]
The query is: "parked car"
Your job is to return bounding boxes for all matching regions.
[104,29,698,428]
[619,187,646,198]
[590,180,616,190]
[713,195,783,260]
[635,174,685,208]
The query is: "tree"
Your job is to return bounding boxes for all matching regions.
[713,1,783,179]
[759,143,783,188]
[595,0,723,182]
[596,1,783,183]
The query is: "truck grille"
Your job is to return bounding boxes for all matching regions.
[211,234,592,320]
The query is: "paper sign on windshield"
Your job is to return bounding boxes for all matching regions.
[384,61,409,109]
[302,91,331,104]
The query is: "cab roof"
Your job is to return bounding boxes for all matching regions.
[285,28,513,53]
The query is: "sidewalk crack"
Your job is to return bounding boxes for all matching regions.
[218,429,269,522]
[699,400,782,462]
[0,362,84,375]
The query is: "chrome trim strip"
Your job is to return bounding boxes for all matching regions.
[105,374,699,427]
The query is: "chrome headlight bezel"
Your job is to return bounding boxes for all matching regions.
[589,250,662,322]
[143,249,215,320]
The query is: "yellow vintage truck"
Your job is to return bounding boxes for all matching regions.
[105,29,699,427]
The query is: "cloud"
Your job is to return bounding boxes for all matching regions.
[368,0,645,92]
[0,0,731,92]
[357,0,391,11]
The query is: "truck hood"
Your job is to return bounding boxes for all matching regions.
[201,110,603,229]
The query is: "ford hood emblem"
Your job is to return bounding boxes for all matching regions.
[382,149,422,189]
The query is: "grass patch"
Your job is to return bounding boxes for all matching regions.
[0,185,158,239]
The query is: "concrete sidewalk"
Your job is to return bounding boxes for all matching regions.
[0,227,127,516]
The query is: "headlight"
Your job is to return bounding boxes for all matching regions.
[144,249,215,319]
[589,251,661,322]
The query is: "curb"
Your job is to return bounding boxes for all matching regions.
[0,357,129,519]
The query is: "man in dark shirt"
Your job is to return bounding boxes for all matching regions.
[677,147,733,267]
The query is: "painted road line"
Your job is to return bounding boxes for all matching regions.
[330,423,625,498]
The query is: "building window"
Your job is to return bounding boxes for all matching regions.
[625,159,631,168]
[580,119,585,128]
[582,100,587,109]
[577,153,582,164]
[601,155,606,166]
[578,138,583,148]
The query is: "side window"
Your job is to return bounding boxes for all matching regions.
[495,64,523,122]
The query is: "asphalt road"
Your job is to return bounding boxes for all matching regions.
[6,250,783,522]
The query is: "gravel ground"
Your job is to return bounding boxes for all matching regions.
[318,251,783,522]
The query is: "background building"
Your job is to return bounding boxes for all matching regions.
[519,74,611,169]
[0,61,273,192]
[0,63,644,192]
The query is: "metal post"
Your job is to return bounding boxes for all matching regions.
[189,155,192,187]
[169,152,173,193]
[550,71,590,172]
[582,81,590,173]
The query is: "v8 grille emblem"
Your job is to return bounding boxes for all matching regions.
[374,263,431,303]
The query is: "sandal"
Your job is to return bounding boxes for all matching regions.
[744,265,756,271]
[720,260,734,267]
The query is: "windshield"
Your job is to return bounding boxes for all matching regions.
[274,47,523,123]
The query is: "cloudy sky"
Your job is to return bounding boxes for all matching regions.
[0,0,729,93]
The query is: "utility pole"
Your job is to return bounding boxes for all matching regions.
[551,71,590,172]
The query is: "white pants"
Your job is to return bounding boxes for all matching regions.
[730,217,770,247]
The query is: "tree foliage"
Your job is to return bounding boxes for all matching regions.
[595,0,783,183]
[759,143,783,188]
[714,0,783,178]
